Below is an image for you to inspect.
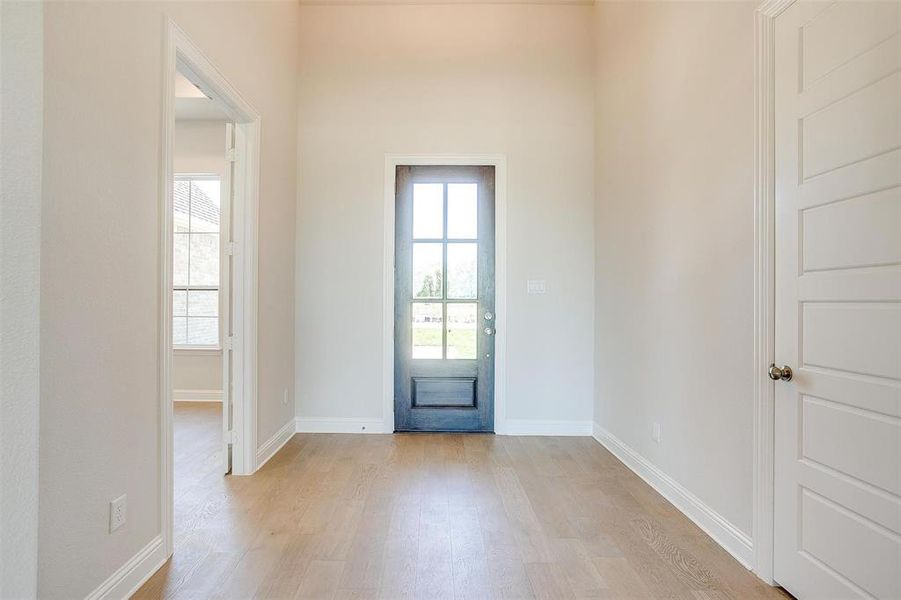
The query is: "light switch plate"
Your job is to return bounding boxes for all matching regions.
[109,494,127,533]
[527,279,546,295]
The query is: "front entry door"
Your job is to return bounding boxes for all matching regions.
[394,166,495,432]
[773,2,900,598]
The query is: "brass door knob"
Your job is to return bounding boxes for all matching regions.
[768,364,793,381]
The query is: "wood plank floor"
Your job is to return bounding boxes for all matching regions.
[134,404,791,599]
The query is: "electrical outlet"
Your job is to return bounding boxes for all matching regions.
[652,423,661,444]
[283,388,289,406]
[109,494,127,533]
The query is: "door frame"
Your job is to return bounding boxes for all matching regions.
[752,0,795,585]
[383,155,507,434]
[159,19,261,559]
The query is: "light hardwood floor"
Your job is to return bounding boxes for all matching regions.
[135,404,791,599]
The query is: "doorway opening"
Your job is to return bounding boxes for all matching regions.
[171,70,233,550]
[160,20,261,560]
[383,155,507,435]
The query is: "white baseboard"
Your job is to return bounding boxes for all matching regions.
[499,419,593,436]
[173,388,222,402]
[84,535,167,600]
[295,417,386,434]
[255,418,296,470]
[591,423,753,568]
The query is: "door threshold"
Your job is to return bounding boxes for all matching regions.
[393,429,495,434]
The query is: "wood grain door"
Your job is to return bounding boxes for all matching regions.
[773,2,901,597]
[394,166,495,432]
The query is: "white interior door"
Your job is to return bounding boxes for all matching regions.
[221,123,235,475]
[773,2,901,598]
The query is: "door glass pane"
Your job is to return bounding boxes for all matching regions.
[187,317,218,346]
[190,180,221,233]
[447,183,477,239]
[173,316,188,346]
[173,180,191,233]
[412,242,443,299]
[412,303,443,359]
[189,233,219,286]
[447,243,477,299]
[188,290,218,317]
[413,183,443,239]
[173,233,189,287]
[446,303,477,359]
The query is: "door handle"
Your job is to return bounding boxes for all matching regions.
[768,364,793,382]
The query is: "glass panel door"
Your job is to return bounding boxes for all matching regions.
[394,165,496,432]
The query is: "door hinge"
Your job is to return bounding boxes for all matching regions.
[225,241,236,256]
[225,147,237,162]
[224,430,235,444]
[224,335,236,350]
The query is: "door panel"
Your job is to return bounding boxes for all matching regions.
[801,71,900,179]
[802,302,901,379]
[802,187,901,272]
[412,377,476,408]
[394,166,495,432]
[774,2,901,598]
[799,489,898,600]
[800,0,900,88]
[221,123,236,474]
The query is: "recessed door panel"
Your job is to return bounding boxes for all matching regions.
[412,378,477,408]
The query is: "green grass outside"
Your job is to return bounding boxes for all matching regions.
[413,326,476,359]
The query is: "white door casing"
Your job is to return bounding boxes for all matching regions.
[773,2,901,598]
[161,18,261,558]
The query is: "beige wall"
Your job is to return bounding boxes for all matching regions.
[172,120,227,395]
[593,0,756,535]
[295,4,596,427]
[38,2,298,596]
[1,1,42,597]
[173,351,222,394]
[31,1,767,593]
[174,119,228,176]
